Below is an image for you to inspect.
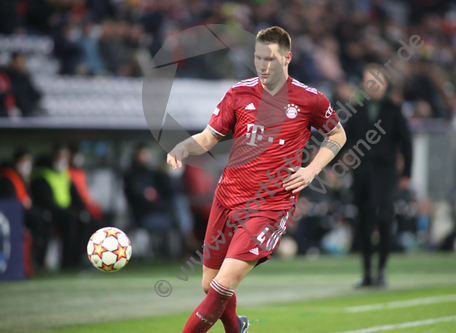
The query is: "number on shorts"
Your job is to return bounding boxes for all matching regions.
[257,227,270,244]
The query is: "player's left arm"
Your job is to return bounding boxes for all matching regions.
[283,123,346,193]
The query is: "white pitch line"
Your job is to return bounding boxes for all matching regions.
[344,294,456,313]
[334,315,456,333]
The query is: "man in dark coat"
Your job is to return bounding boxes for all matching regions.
[344,63,413,287]
[123,143,174,232]
[6,52,42,116]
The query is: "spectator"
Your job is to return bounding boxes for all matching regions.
[0,149,33,208]
[403,60,451,118]
[161,159,197,253]
[30,145,84,268]
[68,145,104,260]
[0,0,19,34]
[77,19,108,75]
[313,37,345,84]
[25,0,56,35]
[125,24,152,77]
[0,65,20,117]
[99,20,133,75]
[124,144,176,257]
[69,146,103,222]
[6,52,42,117]
[123,143,174,232]
[0,149,39,275]
[53,24,83,75]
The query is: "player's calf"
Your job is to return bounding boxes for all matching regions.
[182,279,234,333]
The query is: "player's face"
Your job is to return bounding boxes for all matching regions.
[254,42,289,87]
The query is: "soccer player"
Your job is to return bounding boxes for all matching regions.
[167,26,346,333]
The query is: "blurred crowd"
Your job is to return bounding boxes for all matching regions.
[0,0,455,271]
[0,0,455,118]
[0,140,448,273]
[0,145,101,273]
[0,144,205,272]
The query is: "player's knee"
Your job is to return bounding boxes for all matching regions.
[201,280,210,294]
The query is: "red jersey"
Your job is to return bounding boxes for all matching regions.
[208,76,339,211]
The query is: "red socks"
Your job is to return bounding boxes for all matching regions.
[220,292,238,333]
[182,279,234,333]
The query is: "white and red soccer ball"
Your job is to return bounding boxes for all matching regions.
[87,227,132,272]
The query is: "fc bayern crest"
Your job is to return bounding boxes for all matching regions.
[285,103,300,119]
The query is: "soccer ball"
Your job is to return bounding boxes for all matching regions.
[87,227,132,272]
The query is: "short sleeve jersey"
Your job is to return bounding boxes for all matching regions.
[208,76,339,211]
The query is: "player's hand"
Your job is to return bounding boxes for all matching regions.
[167,143,189,169]
[283,167,317,193]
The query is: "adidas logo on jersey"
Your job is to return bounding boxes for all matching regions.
[249,247,259,255]
[245,103,256,110]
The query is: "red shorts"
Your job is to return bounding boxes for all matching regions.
[203,197,294,270]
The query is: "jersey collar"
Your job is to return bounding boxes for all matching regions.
[258,75,293,97]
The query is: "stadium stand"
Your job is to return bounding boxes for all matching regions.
[0,0,454,266]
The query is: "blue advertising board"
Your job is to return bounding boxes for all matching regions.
[0,199,24,281]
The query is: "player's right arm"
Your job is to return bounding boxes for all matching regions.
[167,126,222,170]
[167,87,235,170]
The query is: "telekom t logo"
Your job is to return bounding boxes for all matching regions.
[246,124,265,146]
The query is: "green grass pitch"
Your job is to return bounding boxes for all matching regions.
[1,253,455,333]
